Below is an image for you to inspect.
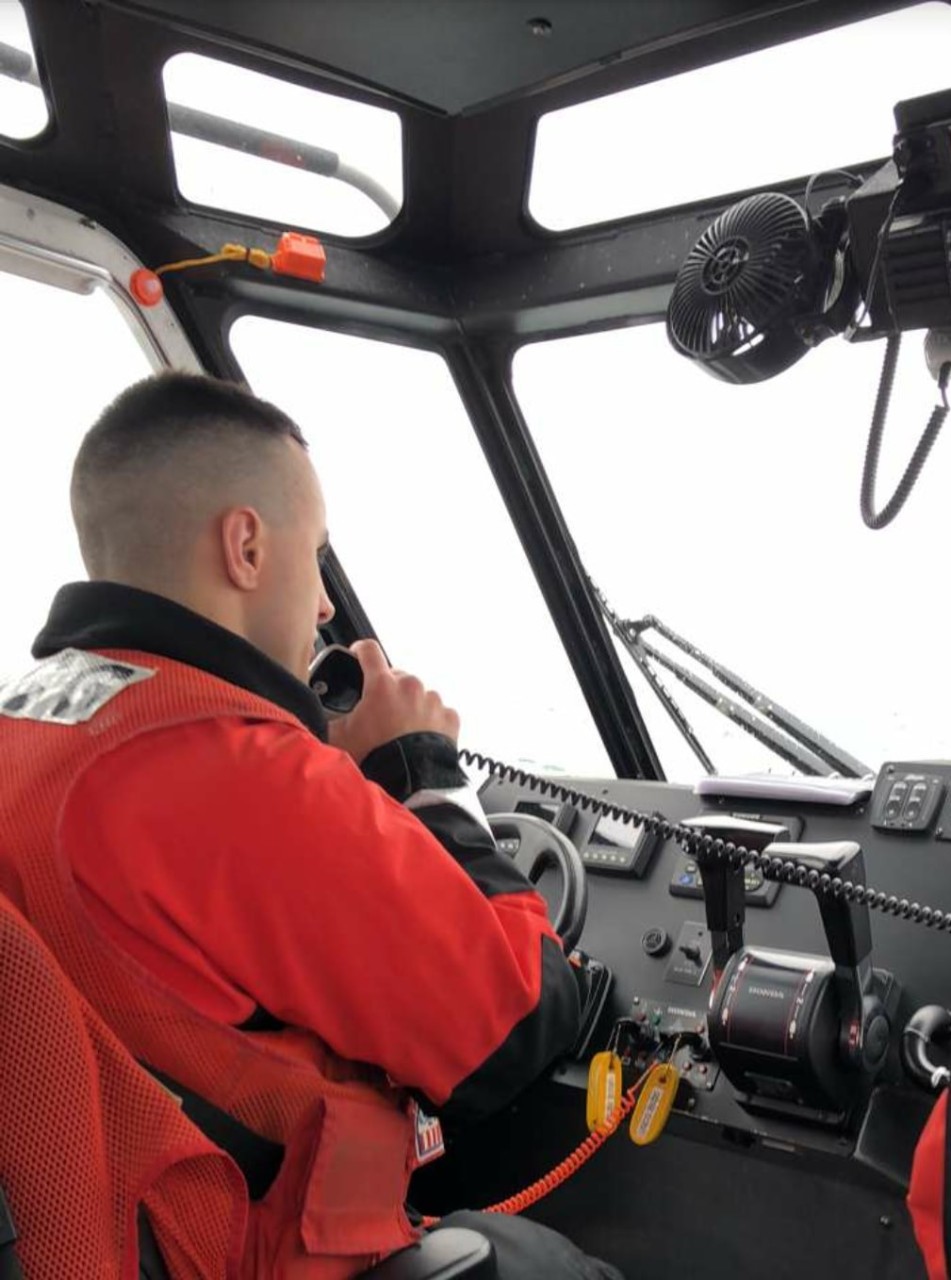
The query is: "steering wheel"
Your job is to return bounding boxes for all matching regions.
[487,813,588,953]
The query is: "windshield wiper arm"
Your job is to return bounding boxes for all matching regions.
[589,580,870,778]
[595,600,717,775]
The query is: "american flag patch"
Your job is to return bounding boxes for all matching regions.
[413,1103,445,1165]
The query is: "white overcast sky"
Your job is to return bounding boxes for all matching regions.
[2,0,951,781]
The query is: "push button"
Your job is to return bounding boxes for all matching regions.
[873,769,945,833]
[884,781,908,821]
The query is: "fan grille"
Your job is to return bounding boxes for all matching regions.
[669,193,816,362]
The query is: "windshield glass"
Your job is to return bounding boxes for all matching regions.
[0,0,48,140]
[163,53,403,237]
[0,270,154,677]
[530,2,951,231]
[513,323,947,782]
[230,315,613,776]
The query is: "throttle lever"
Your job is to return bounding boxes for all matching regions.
[681,815,790,982]
[766,840,887,1071]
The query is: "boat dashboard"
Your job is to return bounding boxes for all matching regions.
[412,760,951,1279]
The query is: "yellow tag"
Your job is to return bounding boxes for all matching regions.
[628,1062,680,1146]
[586,1050,622,1133]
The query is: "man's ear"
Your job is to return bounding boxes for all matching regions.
[220,507,265,591]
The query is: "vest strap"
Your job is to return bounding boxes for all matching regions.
[144,1065,285,1202]
[0,1188,23,1280]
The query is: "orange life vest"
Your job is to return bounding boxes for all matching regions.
[908,1089,951,1280]
[0,647,422,1279]
[0,885,247,1280]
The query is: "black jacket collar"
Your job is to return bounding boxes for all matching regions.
[33,581,328,740]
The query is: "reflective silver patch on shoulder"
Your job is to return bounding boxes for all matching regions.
[0,649,156,725]
[405,784,493,836]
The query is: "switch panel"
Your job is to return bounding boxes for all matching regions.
[669,853,781,907]
[871,765,945,833]
[664,921,712,987]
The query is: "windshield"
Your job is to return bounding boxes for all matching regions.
[513,322,948,783]
[162,53,403,237]
[529,2,951,231]
[230,316,613,777]
[6,4,947,788]
[0,1,47,140]
[0,269,154,676]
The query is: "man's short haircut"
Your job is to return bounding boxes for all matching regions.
[71,371,310,583]
[75,371,307,466]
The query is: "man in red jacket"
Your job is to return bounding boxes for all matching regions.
[4,372,622,1279]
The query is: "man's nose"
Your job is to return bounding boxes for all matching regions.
[317,588,336,626]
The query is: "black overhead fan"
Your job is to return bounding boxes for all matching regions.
[666,191,844,385]
[665,87,951,527]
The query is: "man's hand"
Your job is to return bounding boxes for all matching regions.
[326,639,460,763]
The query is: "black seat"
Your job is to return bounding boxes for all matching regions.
[356,1228,496,1280]
[0,1197,495,1280]
[138,1205,495,1280]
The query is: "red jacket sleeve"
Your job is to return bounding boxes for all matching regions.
[62,716,581,1120]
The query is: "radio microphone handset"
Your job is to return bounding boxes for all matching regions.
[307,642,364,716]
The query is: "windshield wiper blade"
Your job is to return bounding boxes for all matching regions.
[633,629,834,775]
[638,614,869,777]
[598,607,717,775]
[589,580,870,778]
